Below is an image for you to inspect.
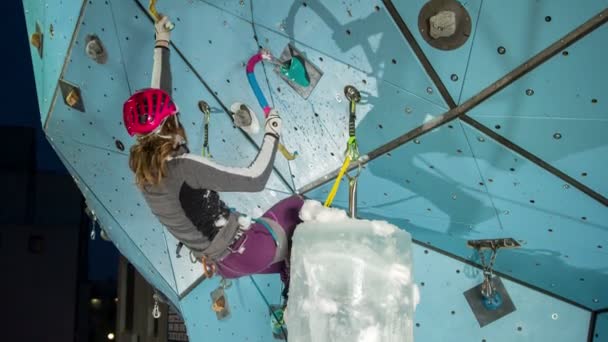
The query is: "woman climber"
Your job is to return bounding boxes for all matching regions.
[123,16,303,301]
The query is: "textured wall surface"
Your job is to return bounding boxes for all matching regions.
[22,0,607,340]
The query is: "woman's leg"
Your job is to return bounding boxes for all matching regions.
[259,195,305,294]
[216,195,304,289]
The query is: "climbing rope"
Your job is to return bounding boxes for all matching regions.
[198,100,212,158]
[246,49,298,161]
[324,85,362,210]
[149,0,175,30]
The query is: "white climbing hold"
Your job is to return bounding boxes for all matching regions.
[230,102,260,135]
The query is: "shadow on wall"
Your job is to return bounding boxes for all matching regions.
[360,210,606,306]
[283,0,607,236]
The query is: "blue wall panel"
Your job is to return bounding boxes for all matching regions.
[179,275,280,342]
[251,0,445,107]
[468,24,608,197]
[255,25,450,189]
[41,0,83,124]
[306,118,608,310]
[596,313,608,342]
[413,245,590,342]
[460,0,608,103]
[23,0,83,124]
[461,123,608,310]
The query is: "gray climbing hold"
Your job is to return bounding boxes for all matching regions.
[429,11,456,39]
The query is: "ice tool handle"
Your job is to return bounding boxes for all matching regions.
[246,50,298,160]
[149,0,175,31]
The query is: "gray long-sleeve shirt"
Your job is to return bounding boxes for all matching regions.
[140,45,279,261]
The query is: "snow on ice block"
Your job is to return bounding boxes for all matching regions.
[286,200,417,342]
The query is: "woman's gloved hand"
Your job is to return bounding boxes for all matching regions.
[155,16,171,48]
[265,109,282,138]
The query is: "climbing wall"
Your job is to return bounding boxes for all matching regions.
[22,0,607,341]
[596,313,608,342]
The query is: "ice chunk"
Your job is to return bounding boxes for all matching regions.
[287,202,416,342]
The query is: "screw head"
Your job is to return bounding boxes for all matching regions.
[414,139,421,144]
[477,137,485,142]
[450,74,459,81]
[553,132,562,139]
[426,87,433,94]
[526,89,535,96]
[497,46,506,54]
[115,140,125,151]
[405,107,413,114]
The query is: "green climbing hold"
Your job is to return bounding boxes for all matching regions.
[280,56,310,87]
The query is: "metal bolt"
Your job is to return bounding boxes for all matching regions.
[553,132,562,139]
[451,194,457,200]
[426,87,433,94]
[593,299,599,303]
[414,139,421,144]
[477,137,485,142]
[563,184,570,189]
[551,313,558,320]
[405,107,413,114]
[450,74,458,81]
[497,46,506,54]
[526,89,535,96]
[115,140,125,151]
[503,210,510,215]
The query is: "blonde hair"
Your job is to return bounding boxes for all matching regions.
[129,117,187,187]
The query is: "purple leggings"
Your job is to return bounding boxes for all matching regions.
[215,195,304,288]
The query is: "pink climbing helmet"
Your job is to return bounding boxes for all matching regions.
[123,88,178,136]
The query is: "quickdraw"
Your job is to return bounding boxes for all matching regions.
[246,49,298,160]
[324,85,362,215]
[198,100,212,158]
[202,256,216,278]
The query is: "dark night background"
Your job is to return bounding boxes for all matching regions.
[1,1,120,340]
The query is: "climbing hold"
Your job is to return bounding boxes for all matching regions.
[280,56,310,87]
[234,104,253,127]
[30,22,44,58]
[59,79,86,112]
[210,286,231,320]
[230,102,260,135]
[418,0,471,50]
[274,44,323,99]
[85,34,108,64]
[429,11,457,39]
